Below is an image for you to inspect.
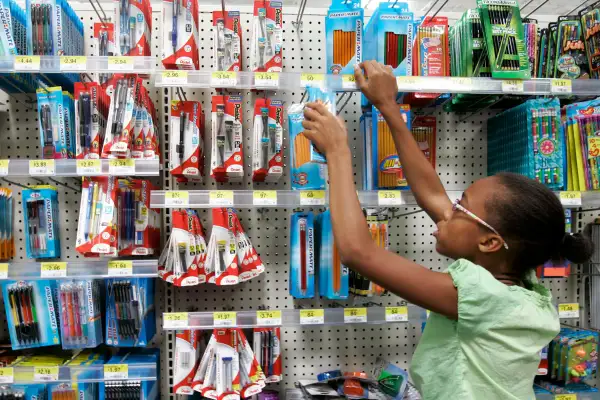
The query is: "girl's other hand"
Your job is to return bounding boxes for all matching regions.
[355,61,398,111]
[302,102,349,157]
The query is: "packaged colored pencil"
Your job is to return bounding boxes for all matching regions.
[522,18,539,77]
[537,27,550,77]
[546,22,559,78]
[213,11,243,72]
[553,16,588,79]
[580,2,600,79]
[565,98,600,190]
[325,0,363,74]
[290,213,315,299]
[0,188,14,261]
[250,0,282,72]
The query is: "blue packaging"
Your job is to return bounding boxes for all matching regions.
[59,279,103,349]
[22,185,61,259]
[317,210,348,300]
[325,0,363,75]
[100,349,160,400]
[290,213,315,298]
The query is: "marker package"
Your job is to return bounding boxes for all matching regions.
[252,98,284,182]
[58,279,103,349]
[174,329,203,394]
[211,95,244,182]
[326,0,363,74]
[253,328,282,383]
[290,213,315,299]
[580,3,600,79]
[22,185,61,259]
[37,86,75,159]
[170,100,205,182]
[213,11,242,72]
[317,210,348,300]
[74,81,109,159]
[553,16,588,79]
[105,278,156,347]
[162,0,199,70]
[0,188,14,261]
[2,280,61,350]
[250,0,282,72]
[113,0,152,56]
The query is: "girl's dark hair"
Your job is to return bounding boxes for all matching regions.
[487,173,594,270]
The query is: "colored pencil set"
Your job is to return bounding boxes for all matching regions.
[0,188,14,261]
[565,98,600,191]
[326,0,363,74]
[523,18,539,77]
[580,2,600,79]
[384,32,408,68]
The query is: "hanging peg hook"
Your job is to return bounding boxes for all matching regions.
[88,0,109,29]
[519,0,535,11]
[47,177,80,192]
[175,87,184,103]
[525,0,551,18]
[566,0,595,15]
[430,0,449,19]
[1,178,30,189]
[293,0,308,29]
[299,90,308,104]
[336,92,353,115]
[422,0,442,17]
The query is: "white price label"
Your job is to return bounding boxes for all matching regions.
[255,72,279,88]
[108,159,135,175]
[300,191,326,206]
[162,70,188,85]
[0,368,14,384]
[209,190,234,206]
[60,56,87,71]
[0,264,8,280]
[253,190,277,206]
[164,312,190,329]
[104,364,129,380]
[40,262,67,278]
[211,71,237,86]
[551,79,572,94]
[107,260,133,277]
[108,56,134,71]
[378,191,402,206]
[214,311,237,327]
[76,159,101,175]
[300,309,325,325]
[15,55,40,71]
[344,308,367,323]
[29,159,55,175]
[559,191,582,206]
[257,310,282,326]
[34,366,59,382]
[0,160,8,176]
[501,80,524,93]
[385,306,408,322]
[165,191,190,207]
[558,303,580,319]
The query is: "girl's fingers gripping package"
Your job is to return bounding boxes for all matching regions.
[162,0,200,70]
[170,100,206,182]
[250,0,282,72]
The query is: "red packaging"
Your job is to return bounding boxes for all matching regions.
[162,0,200,70]
[212,11,242,71]
[114,0,152,56]
[74,82,107,159]
[250,0,283,72]
[170,100,205,181]
[174,329,200,394]
[252,99,284,182]
[211,95,244,182]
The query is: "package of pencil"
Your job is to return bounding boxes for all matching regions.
[22,185,61,259]
[214,11,242,72]
[2,280,60,350]
[317,210,348,300]
[0,188,14,261]
[545,22,559,78]
[477,0,530,79]
[100,350,159,400]
[564,98,600,190]
[250,0,282,72]
[170,100,205,182]
[325,0,363,74]
[101,74,139,158]
[523,18,539,77]
[580,3,600,79]
[205,208,240,286]
[252,98,284,182]
[37,86,73,159]
[58,279,103,350]
[253,328,282,383]
[162,0,199,70]
[112,0,152,56]
[537,27,549,77]
[74,81,108,160]
[211,95,244,182]
[290,212,315,298]
[412,116,437,169]
[174,329,202,395]
[233,210,264,282]
[553,16,588,79]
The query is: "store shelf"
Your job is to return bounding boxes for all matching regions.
[0,158,160,177]
[536,393,600,400]
[0,259,158,280]
[2,55,155,74]
[163,305,426,330]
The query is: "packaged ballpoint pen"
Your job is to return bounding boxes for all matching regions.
[162,0,200,70]
[211,95,243,182]
[250,0,282,72]
[213,10,242,72]
[252,98,284,182]
[112,0,152,56]
[290,212,315,299]
[58,279,103,349]
[37,86,75,159]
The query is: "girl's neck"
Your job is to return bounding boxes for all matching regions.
[477,257,524,287]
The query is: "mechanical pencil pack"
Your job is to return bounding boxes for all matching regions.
[162,0,200,70]
[250,0,282,72]
[170,100,205,182]
[214,11,242,72]
[37,86,75,159]
[22,185,61,259]
[211,95,244,182]
[252,98,284,182]
[58,279,103,349]
[112,0,152,56]
[326,0,363,74]
[100,350,160,400]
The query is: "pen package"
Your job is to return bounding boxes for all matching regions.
[213,11,242,72]
[290,212,315,298]
[22,185,61,259]
[112,0,152,56]
[75,82,108,159]
[250,0,282,72]
[95,22,115,85]
[580,3,600,79]
[100,350,160,400]
[317,210,348,300]
[211,95,244,182]
[170,100,205,181]
[553,16,588,79]
[252,98,284,182]
[162,0,199,70]
[58,280,103,349]
[105,278,156,347]
[0,188,14,261]
[102,74,139,158]
[326,0,363,74]
[26,0,85,56]
[253,328,282,383]
[174,329,202,395]
[0,0,20,56]
[2,280,61,350]
[37,87,72,159]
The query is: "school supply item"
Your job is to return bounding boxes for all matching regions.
[26,0,84,56]
[553,16,588,79]
[326,0,363,74]
[22,185,60,259]
[252,98,284,182]
[0,188,14,261]
[174,329,203,395]
[100,350,160,400]
[317,210,348,300]
[214,11,242,72]
[353,209,388,297]
[58,280,103,349]
[75,81,109,160]
[580,3,600,79]
[253,328,282,383]
[37,86,76,159]
[170,100,205,182]
[250,0,282,72]
[523,18,539,77]
[162,0,200,70]
[211,95,244,182]
[112,0,152,56]
[290,212,315,298]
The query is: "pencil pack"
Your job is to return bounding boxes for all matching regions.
[22,185,61,259]
[523,18,539,77]
[37,86,73,159]
[361,209,388,296]
[162,0,199,70]
[553,16,588,79]
[170,100,205,182]
[58,279,103,350]
[112,0,152,56]
[325,0,363,74]
[101,74,139,158]
[580,2,600,79]
[74,81,109,160]
[290,212,315,299]
[317,210,348,300]
[174,329,202,395]
[477,0,531,79]
[537,27,549,77]
[211,95,244,182]
[250,0,282,72]
[546,22,559,78]
[252,98,284,182]
[0,188,14,261]
[214,11,243,72]
[253,328,282,383]
[564,98,600,190]
[2,280,61,350]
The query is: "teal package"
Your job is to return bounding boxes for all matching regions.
[307,87,336,164]
[63,91,75,158]
[290,213,315,298]
[325,0,363,75]
[22,186,61,259]
[318,209,349,300]
[0,0,18,56]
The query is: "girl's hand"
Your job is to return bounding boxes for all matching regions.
[302,102,349,156]
[355,61,398,111]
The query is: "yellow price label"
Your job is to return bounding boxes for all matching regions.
[15,55,40,70]
[559,191,582,206]
[104,364,129,379]
[107,260,133,276]
[0,263,8,279]
[344,308,367,323]
[165,191,190,207]
[300,190,326,205]
[108,158,135,174]
[551,79,572,94]
[40,262,67,278]
[342,74,357,89]
[555,395,576,400]
[209,190,234,206]
[108,56,134,70]
[0,159,8,176]
[257,310,282,326]
[450,77,472,86]
[378,190,402,206]
[253,190,277,206]
[60,56,87,71]
[0,367,13,383]
[76,159,101,175]
[501,79,524,93]
[558,303,580,318]
[301,73,325,87]
[396,76,421,86]
[255,72,279,87]
[164,312,189,328]
[299,309,325,325]
[211,71,237,86]
[162,70,188,84]
[385,306,408,322]
[165,312,189,321]
[29,159,55,175]
[34,366,59,381]
[213,311,237,327]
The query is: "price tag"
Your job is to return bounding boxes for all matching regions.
[213,311,237,327]
[108,159,135,175]
[211,71,237,86]
[299,309,325,325]
[344,308,367,323]
[34,366,59,382]
[0,368,14,384]
[301,73,325,88]
[396,76,421,86]
[559,191,582,206]
[551,79,572,94]
[253,190,277,206]
[76,159,101,175]
[256,310,282,326]
[0,263,8,280]
[449,77,472,88]
[300,190,326,206]
[385,306,408,322]
[0,160,8,176]
[209,190,234,206]
[15,55,40,71]
[378,190,402,206]
[342,74,356,90]
[162,70,188,85]
[108,56,134,71]
[107,260,133,277]
[501,79,524,93]
[165,191,189,207]
[555,395,576,400]
[255,72,279,88]
[40,262,67,278]
[104,364,129,380]
[558,303,580,319]
[164,312,189,329]
[60,56,87,71]
[29,159,55,176]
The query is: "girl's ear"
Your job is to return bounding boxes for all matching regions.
[478,233,505,253]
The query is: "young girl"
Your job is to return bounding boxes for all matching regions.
[301,60,594,399]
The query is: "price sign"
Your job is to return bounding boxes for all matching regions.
[164,312,189,329]
[299,309,325,325]
[558,303,580,319]
[211,71,237,86]
[107,260,133,277]
[300,190,326,206]
[162,70,188,85]
[108,56,134,71]
[396,76,421,86]
[449,77,472,89]
[108,159,135,175]
[255,72,279,88]
[301,73,325,88]
[342,74,356,90]
[15,55,40,71]
[34,366,59,382]
[344,307,367,323]
[555,395,576,400]
[0,159,8,176]
[213,311,237,327]
[104,364,129,380]
[60,56,87,71]
[378,190,402,206]
[385,306,408,322]
[551,79,572,94]
[0,368,14,384]
[253,190,277,206]
[501,79,524,93]
[165,191,189,207]
[76,159,101,175]
[29,159,55,176]
[209,190,234,206]
[559,191,582,206]
[256,310,282,326]
[0,263,8,280]
[40,262,67,278]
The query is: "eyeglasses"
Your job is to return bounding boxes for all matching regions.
[452,198,509,250]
